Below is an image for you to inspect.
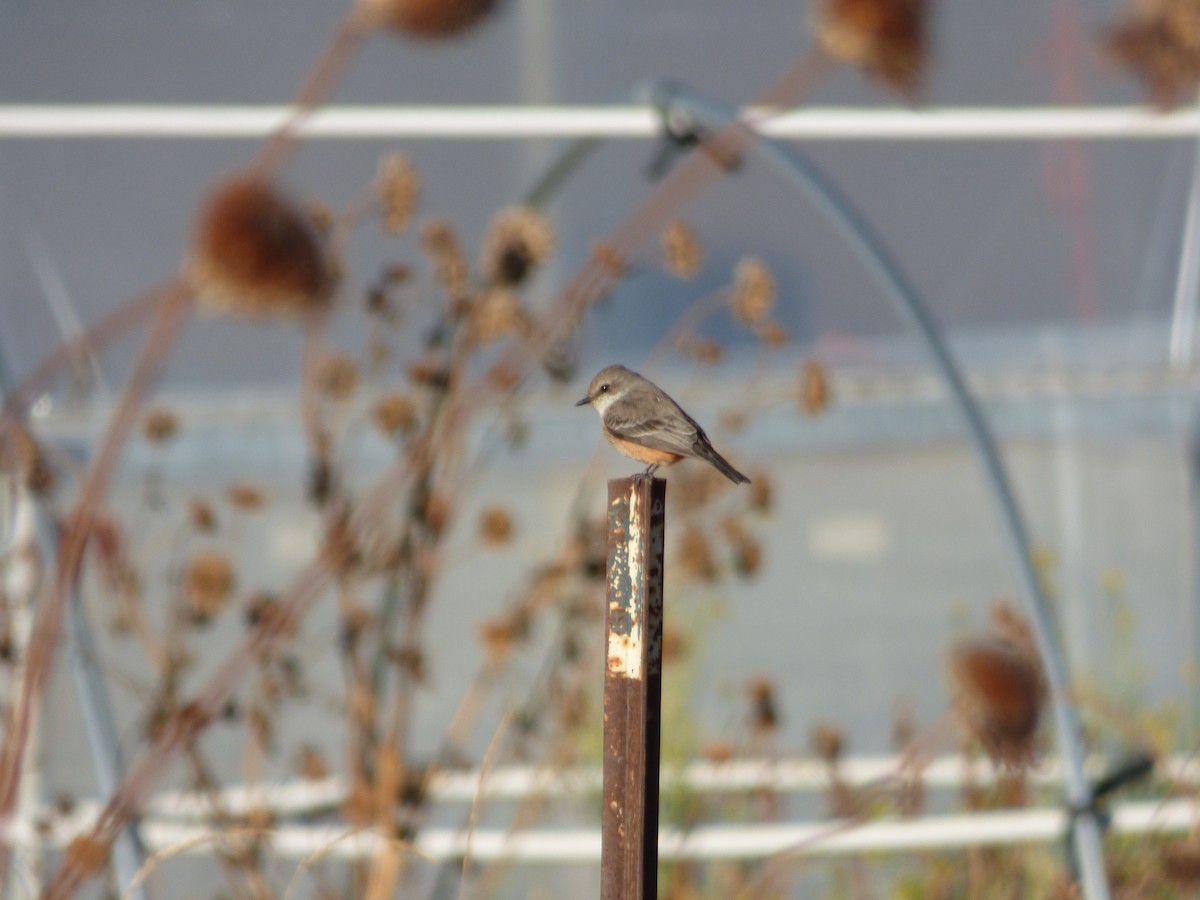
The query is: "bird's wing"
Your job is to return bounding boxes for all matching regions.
[604,394,700,456]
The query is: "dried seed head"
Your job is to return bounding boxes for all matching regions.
[810,722,846,764]
[947,635,1045,768]
[358,0,501,39]
[470,288,527,343]
[661,625,689,664]
[800,359,832,416]
[315,353,360,403]
[375,153,420,233]
[815,0,928,98]
[478,612,529,664]
[590,240,629,278]
[1107,0,1200,110]
[3,424,55,494]
[371,391,418,437]
[661,221,703,279]
[188,497,217,533]
[678,527,718,582]
[227,482,267,511]
[747,677,780,733]
[755,320,790,348]
[421,218,470,301]
[295,745,330,781]
[748,471,773,512]
[678,336,724,364]
[478,506,515,547]
[142,407,181,444]
[481,206,554,287]
[183,551,235,622]
[731,257,776,325]
[188,173,337,319]
[701,740,737,764]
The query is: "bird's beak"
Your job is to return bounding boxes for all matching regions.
[574,394,591,407]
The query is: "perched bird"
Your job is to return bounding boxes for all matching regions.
[575,364,750,484]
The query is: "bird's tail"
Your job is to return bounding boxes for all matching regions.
[696,441,751,485]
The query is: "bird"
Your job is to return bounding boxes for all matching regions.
[575,364,750,484]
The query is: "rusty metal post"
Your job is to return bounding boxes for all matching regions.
[602,475,666,900]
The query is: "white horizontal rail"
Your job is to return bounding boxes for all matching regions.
[2,105,1200,141]
[121,753,1172,821]
[13,799,1195,863]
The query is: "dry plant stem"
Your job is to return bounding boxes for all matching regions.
[1,280,173,420]
[253,14,369,178]
[46,45,839,898]
[0,281,191,845]
[121,827,267,900]
[458,713,512,900]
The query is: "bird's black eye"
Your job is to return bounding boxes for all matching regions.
[599,384,609,392]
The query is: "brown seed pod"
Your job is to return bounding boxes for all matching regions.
[947,635,1045,768]
[142,407,181,444]
[480,206,554,287]
[182,551,236,622]
[478,506,515,547]
[375,152,420,233]
[371,391,418,438]
[747,677,780,733]
[187,172,337,319]
[814,0,928,98]
[800,359,832,417]
[358,0,501,40]
[1106,0,1200,110]
[661,221,703,279]
[731,257,776,326]
[227,482,267,511]
[314,353,360,403]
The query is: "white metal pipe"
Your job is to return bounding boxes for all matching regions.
[3,105,1200,141]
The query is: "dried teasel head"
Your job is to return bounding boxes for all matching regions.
[947,609,1045,769]
[371,391,418,438]
[1106,0,1200,110]
[661,220,703,280]
[358,0,502,40]
[481,206,554,287]
[142,407,181,444]
[188,173,337,319]
[478,506,515,547]
[375,152,420,233]
[182,551,236,623]
[814,0,929,99]
[227,481,267,512]
[314,353,360,403]
[730,257,776,326]
[800,359,832,416]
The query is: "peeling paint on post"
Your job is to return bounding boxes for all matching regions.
[602,476,666,900]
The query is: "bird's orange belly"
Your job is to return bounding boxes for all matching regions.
[605,433,683,466]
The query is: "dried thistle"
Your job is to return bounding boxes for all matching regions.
[227,482,267,511]
[747,677,780,733]
[470,288,526,343]
[375,152,420,233]
[187,497,216,533]
[371,391,418,438]
[421,218,470,301]
[295,745,330,781]
[315,353,360,403]
[183,551,235,622]
[800,358,832,416]
[478,506,515,547]
[815,0,928,98]
[678,527,718,582]
[947,627,1045,768]
[810,722,845,764]
[141,407,180,444]
[480,206,554,287]
[188,172,337,319]
[661,221,703,279]
[1106,0,1200,110]
[730,257,776,326]
[358,0,501,39]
